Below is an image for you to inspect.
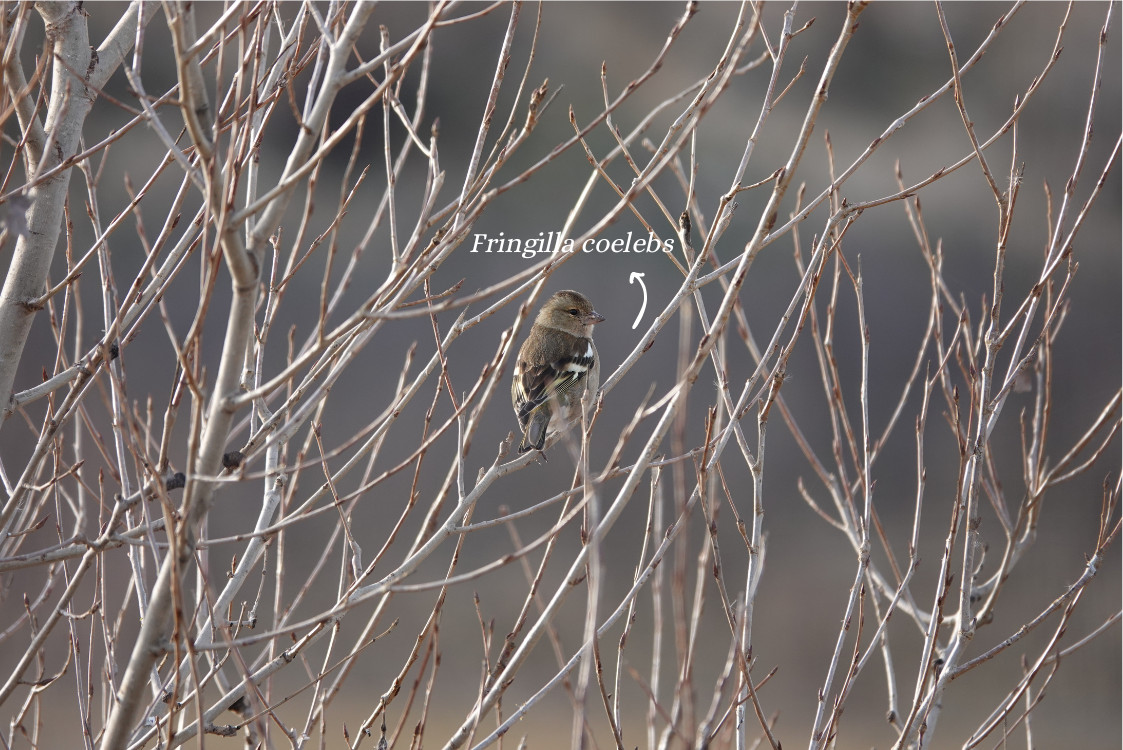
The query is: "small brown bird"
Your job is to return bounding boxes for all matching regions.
[511,290,605,453]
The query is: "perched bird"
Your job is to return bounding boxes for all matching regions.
[511,290,605,453]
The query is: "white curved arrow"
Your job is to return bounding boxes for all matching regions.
[629,272,647,330]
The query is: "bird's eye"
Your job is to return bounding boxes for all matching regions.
[568,308,579,315]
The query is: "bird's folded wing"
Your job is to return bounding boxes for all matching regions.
[514,344,594,424]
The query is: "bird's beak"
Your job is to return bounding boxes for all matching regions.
[585,310,605,325]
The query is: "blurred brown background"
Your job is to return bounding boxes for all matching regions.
[1,2,1118,748]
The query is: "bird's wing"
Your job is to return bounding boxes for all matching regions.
[513,340,595,425]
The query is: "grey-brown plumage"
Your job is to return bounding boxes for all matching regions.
[511,290,604,452]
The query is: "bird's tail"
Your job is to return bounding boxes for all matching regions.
[518,411,550,453]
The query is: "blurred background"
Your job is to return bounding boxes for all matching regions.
[1,2,1119,748]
